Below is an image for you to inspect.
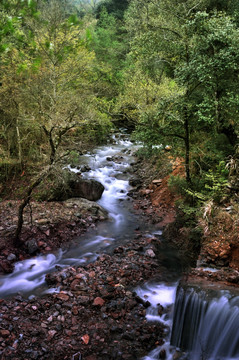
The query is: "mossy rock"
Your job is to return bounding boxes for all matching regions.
[34,168,104,202]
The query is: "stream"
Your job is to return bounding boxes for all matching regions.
[0,132,239,359]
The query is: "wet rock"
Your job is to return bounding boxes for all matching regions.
[80,165,91,172]
[159,348,166,359]
[7,253,17,261]
[69,179,104,201]
[173,350,184,359]
[25,239,39,255]
[134,295,151,308]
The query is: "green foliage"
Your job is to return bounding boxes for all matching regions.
[1,0,239,220]
[169,160,229,207]
[90,6,128,95]
[96,0,129,20]
[68,150,80,167]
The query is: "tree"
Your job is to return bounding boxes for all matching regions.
[9,0,112,244]
[181,12,239,146]
[0,1,40,166]
[69,0,101,15]
[124,0,239,182]
[19,0,98,164]
[96,0,129,20]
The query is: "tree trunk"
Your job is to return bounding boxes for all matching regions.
[14,165,52,247]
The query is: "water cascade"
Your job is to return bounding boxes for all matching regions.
[171,285,239,360]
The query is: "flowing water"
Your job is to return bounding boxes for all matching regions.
[0,132,141,298]
[0,132,238,359]
[171,285,239,360]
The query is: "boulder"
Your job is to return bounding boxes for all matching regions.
[25,238,39,255]
[69,178,104,201]
[129,178,142,187]
[36,169,104,202]
[64,198,108,220]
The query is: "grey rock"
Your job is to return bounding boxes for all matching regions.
[25,239,39,255]
[7,253,17,261]
[64,198,108,220]
[69,178,104,201]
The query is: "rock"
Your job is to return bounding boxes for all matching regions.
[173,350,183,360]
[36,219,49,225]
[129,178,142,187]
[72,352,82,360]
[145,249,156,258]
[159,348,167,359]
[55,293,70,301]
[7,253,17,261]
[25,239,39,255]
[81,334,90,344]
[0,329,10,337]
[152,179,162,185]
[77,296,90,305]
[93,297,105,307]
[80,165,91,172]
[0,260,14,273]
[38,169,104,201]
[69,178,104,201]
[64,198,108,220]
[139,189,153,196]
[48,330,57,339]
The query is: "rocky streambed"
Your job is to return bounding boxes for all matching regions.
[0,133,178,359]
[0,233,169,360]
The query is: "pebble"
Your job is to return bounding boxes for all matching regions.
[93,297,105,306]
[7,253,17,261]
[145,249,156,258]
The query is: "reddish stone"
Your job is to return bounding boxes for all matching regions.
[72,305,78,315]
[93,297,105,306]
[70,279,81,291]
[56,293,69,301]
[0,330,10,338]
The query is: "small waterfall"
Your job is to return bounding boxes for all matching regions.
[171,286,239,360]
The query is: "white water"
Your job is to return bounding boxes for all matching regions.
[0,253,61,296]
[0,133,140,298]
[171,286,239,360]
[136,282,178,360]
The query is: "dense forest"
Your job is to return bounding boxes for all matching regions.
[1,0,239,236]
